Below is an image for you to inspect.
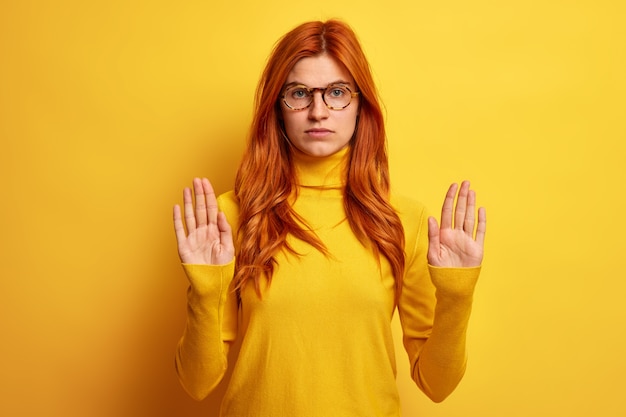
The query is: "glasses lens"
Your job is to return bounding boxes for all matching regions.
[283,85,354,110]
[324,85,352,109]
[284,86,312,110]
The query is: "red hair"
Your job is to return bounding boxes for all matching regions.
[234,20,405,297]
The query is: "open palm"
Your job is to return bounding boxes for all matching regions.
[173,178,234,265]
[428,181,486,268]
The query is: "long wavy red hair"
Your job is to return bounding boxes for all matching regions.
[234,20,405,297]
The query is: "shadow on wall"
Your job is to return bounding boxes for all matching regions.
[113,132,243,417]
[115,266,242,417]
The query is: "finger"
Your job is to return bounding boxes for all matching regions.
[475,207,487,247]
[464,189,476,236]
[440,183,458,230]
[183,186,196,231]
[193,178,208,227]
[454,180,470,230]
[173,204,187,243]
[202,178,219,225]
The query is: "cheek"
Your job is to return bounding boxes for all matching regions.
[344,111,359,133]
[282,112,302,134]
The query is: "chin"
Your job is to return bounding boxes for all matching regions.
[294,143,349,158]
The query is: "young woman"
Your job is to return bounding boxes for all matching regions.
[173,19,486,417]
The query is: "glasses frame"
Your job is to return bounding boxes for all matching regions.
[281,84,360,111]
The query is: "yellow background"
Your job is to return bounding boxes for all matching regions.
[1,0,624,416]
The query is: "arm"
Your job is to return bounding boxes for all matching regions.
[399,181,486,402]
[175,263,238,400]
[173,178,237,400]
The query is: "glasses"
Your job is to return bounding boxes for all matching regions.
[281,83,359,110]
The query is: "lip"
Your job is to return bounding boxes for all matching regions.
[305,128,333,138]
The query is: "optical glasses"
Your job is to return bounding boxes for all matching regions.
[281,83,359,110]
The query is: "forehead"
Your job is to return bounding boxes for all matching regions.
[285,54,354,86]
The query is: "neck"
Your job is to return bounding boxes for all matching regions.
[290,146,349,188]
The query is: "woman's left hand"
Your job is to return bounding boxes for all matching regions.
[427,181,486,268]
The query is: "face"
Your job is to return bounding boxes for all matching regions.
[280,54,359,158]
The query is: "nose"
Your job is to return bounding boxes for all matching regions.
[308,90,330,120]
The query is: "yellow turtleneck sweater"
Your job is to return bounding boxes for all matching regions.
[175,148,480,416]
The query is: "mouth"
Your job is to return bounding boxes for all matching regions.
[305,128,333,138]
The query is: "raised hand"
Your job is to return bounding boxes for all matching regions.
[427,181,486,268]
[173,178,235,265]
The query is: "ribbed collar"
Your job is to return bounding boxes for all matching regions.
[291,146,349,189]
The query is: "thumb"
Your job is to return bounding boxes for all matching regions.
[217,211,235,252]
[427,216,440,263]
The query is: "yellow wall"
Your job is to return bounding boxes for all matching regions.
[1,1,624,416]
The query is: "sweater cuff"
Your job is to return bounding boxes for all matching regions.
[182,260,235,298]
[428,265,481,299]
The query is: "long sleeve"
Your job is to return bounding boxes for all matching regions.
[397,199,480,403]
[174,261,238,400]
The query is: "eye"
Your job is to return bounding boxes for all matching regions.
[327,87,347,98]
[290,88,309,99]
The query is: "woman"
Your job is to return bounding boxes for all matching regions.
[173,19,486,417]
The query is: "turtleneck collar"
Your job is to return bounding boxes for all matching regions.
[291,146,350,189]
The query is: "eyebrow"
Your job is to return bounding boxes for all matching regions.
[283,80,354,89]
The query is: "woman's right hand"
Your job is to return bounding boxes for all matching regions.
[173,178,235,265]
